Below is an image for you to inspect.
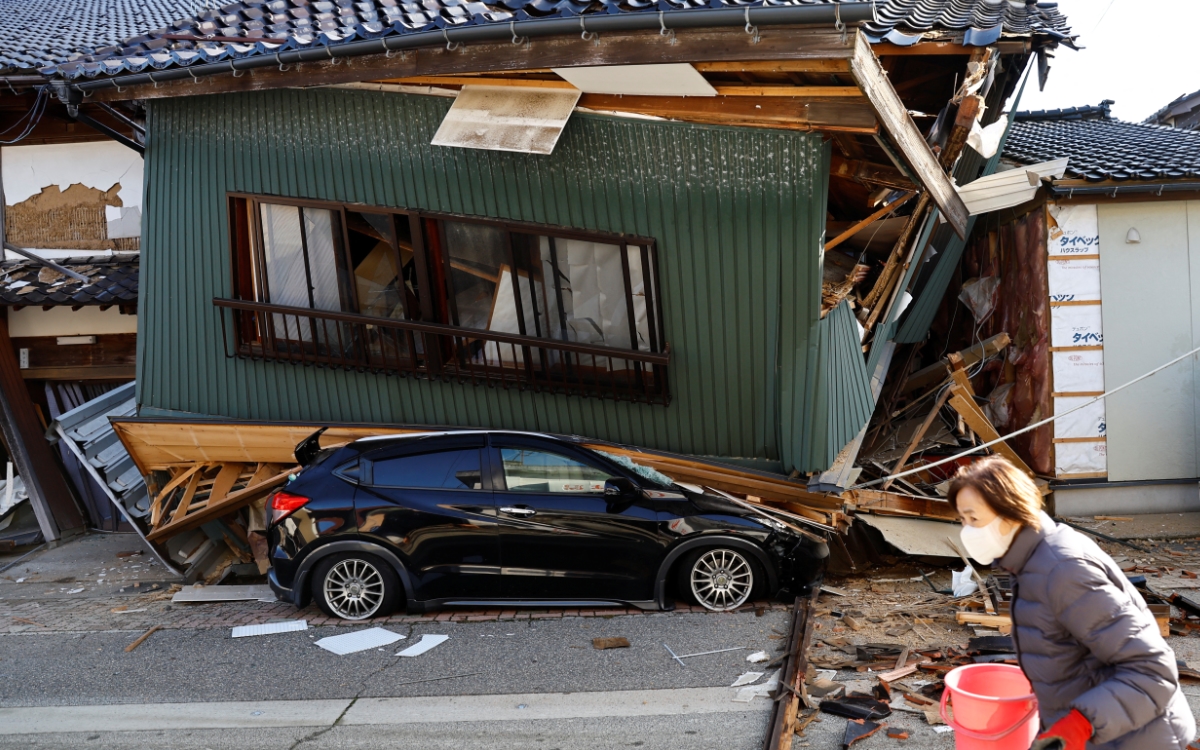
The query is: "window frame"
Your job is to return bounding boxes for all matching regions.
[227,192,665,355]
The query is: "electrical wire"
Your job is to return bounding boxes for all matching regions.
[853,341,1200,490]
[0,87,49,145]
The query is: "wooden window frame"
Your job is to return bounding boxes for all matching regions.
[219,193,670,405]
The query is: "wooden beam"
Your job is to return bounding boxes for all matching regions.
[382,76,865,100]
[146,466,293,542]
[578,94,878,133]
[829,153,915,191]
[0,314,85,539]
[947,385,1034,476]
[824,191,915,251]
[694,60,851,74]
[881,385,952,490]
[845,488,959,521]
[92,28,855,102]
[902,333,1010,394]
[849,33,970,238]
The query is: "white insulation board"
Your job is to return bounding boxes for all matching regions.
[1052,349,1105,393]
[396,634,449,657]
[173,584,275,603]
[316,628,405,655]
[1048,257,1101,302]
[1050,304,1103,348]
[857,514,961,557]
[1055,440,1107,475]
[232,620,308,638]
[1048,203,1100,256]
[1053,397,1107,439]
[431,85,581,155]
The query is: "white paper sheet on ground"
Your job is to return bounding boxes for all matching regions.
[1053,349,1105,393]
[732,670,779,702]
[396,634,449,657]
[1050,304,1103,348]
[1055,440,1107,476]
[232,620,308,638]
[1053,397,1106,439]
[316,628,405,655]
[1047,257,1101,302]
[952,568,979,597]
[173,584,276,603]
[746,651,769,663]
[1048,203,1099,256]
[730,672,764,688]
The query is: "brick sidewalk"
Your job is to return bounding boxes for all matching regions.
[1,592,790,634]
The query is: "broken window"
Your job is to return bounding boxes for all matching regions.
[224,194,667,402]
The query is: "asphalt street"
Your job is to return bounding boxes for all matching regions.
[0,609,965,749]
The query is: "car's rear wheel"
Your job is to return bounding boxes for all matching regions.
[311,552,400,620]
[677,547,758,611]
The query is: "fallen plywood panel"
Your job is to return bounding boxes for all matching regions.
[856,514,962,557]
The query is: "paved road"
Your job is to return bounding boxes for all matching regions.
[0,609,969,749]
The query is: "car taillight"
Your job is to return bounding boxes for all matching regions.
[269,491,309,525]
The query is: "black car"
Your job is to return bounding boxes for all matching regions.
[266,430,828,620]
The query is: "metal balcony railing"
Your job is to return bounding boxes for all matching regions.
[214,298,670,404]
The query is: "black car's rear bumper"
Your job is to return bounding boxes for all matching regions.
[267,568,295,605]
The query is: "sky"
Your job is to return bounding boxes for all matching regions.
[1014,0,1198,122]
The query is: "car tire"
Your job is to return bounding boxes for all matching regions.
[311,552,401,621]
[676,546,761,611]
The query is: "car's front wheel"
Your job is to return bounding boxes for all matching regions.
[677,547,759,611]
[311,552,401,620]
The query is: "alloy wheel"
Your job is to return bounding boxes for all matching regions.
[689,548,754,611]
[323,558,386,620]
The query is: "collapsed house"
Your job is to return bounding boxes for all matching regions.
[0,0,1084,577]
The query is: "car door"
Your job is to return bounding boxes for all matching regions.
[490,436,665,602]
[353,435,501,602]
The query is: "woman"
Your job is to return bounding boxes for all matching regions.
[948,456,1196,750]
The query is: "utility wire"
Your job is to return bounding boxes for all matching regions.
[852,342,1200,490]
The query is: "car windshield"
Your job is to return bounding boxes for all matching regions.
[591,450,676,490]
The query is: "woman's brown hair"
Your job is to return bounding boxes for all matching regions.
[946,456,1044,530]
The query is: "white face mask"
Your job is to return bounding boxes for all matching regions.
[960,517,1019,565]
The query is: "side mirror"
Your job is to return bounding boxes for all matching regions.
[604,477,639,499]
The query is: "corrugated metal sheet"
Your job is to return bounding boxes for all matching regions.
[139,88,842,471]
[813,300,874,468]
[50,382,178,572]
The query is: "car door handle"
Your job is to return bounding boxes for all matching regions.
[499,506,537,517]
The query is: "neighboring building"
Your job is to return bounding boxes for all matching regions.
[1146,89,1200,131]
[922,102,1200,515]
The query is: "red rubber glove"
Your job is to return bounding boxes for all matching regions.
[1029,709,1093,750]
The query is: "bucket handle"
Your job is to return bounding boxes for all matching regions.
[940,684,1039,741]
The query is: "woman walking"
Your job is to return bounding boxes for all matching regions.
[948,456,1196,749]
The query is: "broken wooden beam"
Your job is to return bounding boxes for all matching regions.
[824,191,916,252]
[881,386,953,491]
[902,332,1011,394]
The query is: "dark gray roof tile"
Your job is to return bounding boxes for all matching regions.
[1006,104,1200,183]
[0,255,139,307]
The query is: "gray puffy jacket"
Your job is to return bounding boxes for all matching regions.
[998,513,1195,749]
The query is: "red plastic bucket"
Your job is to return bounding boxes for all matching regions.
[939,664,1039,750]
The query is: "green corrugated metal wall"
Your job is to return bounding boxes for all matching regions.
[138,87,866,472]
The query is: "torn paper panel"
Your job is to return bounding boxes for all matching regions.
[1047,257,1101,302]
[1054,397,1106,439]
[1047,203,1099,256]
[1053,349,1105,393]
[1050,304,1103,348]
[1055,440,1107,476]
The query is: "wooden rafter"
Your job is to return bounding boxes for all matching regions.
[849,34,970,238]
[146,463,293,542]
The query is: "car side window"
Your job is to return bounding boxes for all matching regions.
[370,449,483,490]
[499,447,611,494]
